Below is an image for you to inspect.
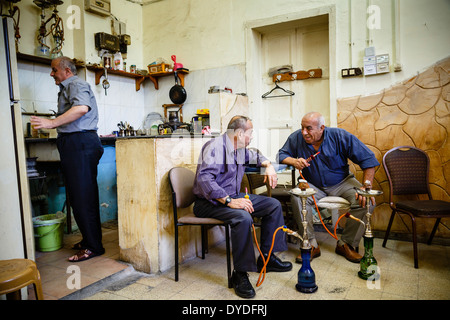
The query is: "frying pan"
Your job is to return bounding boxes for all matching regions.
[169,70,187,104]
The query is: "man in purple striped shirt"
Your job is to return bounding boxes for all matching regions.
[193,115,292,298]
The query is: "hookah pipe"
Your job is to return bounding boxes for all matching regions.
[298,170,363,240]
[298,153,383,280]
[298,152,364,240]
[355,181,383,280]
[244,188,301,288]
[291,180,318,293]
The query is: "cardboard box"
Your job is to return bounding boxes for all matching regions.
[148,63,171,73]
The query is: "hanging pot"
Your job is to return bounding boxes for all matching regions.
[169,71,187,104]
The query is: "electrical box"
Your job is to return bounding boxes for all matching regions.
[376,54,390,74]
[95,32,119,52]
[85,0,111,17]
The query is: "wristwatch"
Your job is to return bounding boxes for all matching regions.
[225,196,232,206]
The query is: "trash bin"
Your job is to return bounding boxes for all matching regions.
[32,211,66,252]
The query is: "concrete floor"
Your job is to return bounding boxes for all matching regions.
[34,223,450,301]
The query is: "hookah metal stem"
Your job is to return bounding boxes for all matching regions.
[345,213,366,227]
[298,171,339,240]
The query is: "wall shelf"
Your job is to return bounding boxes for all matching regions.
[86,65,189,91]
[86,65,147,91]
[147,70,189,89]
[16,53,189,92]
[17,52,85,68]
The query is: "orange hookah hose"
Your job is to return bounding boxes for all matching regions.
[298,171,341,240]
[252,224,285,287]
[249,171,351,287]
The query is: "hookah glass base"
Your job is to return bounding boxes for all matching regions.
[296,248,318,293]
[358,236,379,280]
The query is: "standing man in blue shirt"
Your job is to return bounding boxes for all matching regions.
[277,112,379,264]
[193,115,292,298]
[30,56,104,262]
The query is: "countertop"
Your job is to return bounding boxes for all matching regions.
[25,133,218,143]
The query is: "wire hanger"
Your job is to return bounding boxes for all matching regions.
[261,80,295,99]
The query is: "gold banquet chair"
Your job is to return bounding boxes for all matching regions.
[382,146,450,268]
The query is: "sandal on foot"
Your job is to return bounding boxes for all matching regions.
[68,249,98,262]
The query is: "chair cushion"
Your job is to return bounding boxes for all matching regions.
[261,187,291,201]
[396,200,450,217]
[178,213,225,225]
[318,196,351,210]
[270,187,291,197]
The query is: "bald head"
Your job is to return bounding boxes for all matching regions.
[226,115,253,149]
[302,112,325,127]
[301,112,325,147]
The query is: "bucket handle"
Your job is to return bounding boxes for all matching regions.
[34,223,60,238]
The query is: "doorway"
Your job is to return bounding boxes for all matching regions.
[245,8,336,182]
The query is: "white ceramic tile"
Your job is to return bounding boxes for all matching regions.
[103,74,122,106]
[203,64,247,94]
[184,71,206,104]
[17,61,35,101]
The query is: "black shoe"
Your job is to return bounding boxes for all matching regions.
[231,270,255,299]
[257,254,292,272]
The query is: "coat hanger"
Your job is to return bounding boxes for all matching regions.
[261,80,295,99]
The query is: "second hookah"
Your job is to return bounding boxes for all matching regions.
[354,181,383,280]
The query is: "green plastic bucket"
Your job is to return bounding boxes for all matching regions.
[33,212,66,252]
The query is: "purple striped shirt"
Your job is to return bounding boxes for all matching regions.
[193,134,267,205]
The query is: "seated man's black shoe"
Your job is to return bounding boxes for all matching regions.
[231,270,255,299]
[257,254,292,272]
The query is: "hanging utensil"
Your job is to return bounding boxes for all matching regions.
[102,67,110,96]
[169,70,187,104]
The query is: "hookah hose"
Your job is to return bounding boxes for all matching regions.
[246,169,365,287]
[245,188,290,287]
[298,171,361,240]
[251,224,286,287]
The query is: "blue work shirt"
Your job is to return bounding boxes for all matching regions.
[193,134,268,205]
[277,127,379,188]
[57,76,99,133]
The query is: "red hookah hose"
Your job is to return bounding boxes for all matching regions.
[250,171,350,287]
[299,171,342,240]
[252,224,284,287]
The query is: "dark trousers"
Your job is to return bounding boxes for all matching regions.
[194,193,288,272]
[57,131,104,254]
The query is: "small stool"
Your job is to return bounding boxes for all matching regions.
[317,196,351,228]
[0,259,44,300]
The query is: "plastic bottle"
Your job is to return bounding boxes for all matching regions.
[113,51,123,71]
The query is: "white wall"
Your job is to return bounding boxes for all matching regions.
[15,0,146,136]
[14,0,450,134]
[15,0,143,68]
[143,0,450,99]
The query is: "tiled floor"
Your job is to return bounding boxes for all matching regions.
[31,221,450,300]
[29,221,129,300]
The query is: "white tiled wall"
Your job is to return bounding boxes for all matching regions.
[18,61,146,136]
[18,61,246,136]
[144,63,247,129]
